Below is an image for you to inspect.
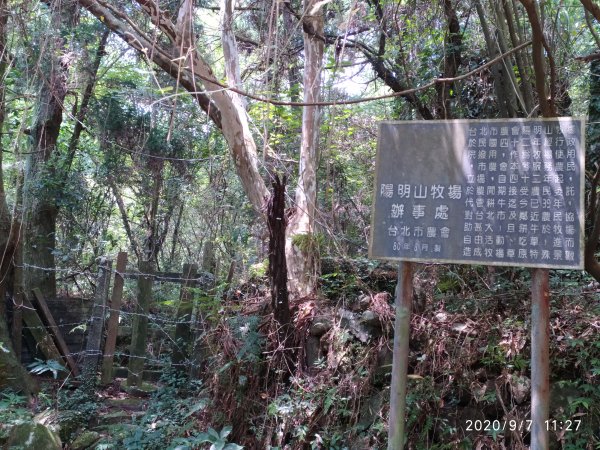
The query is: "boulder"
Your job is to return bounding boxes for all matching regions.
[309,316,332,336]
[6,423,61,450]
[305,335,322,368]
[71,430,100,450]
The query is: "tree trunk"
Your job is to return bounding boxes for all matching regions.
[0,1,37,396]
[503,0,535,113]
[518,0,556,117]
[77,0,269,215]
[268,175,294,374]
[128,260,153,387]
[581,0,600,23]
[474,0,516,117]
[436,0,462,119]
[585,60,600,282]
[268,175,291,328]
[285,0,325,297]
[22,0,78,300]
[492,0,523,114]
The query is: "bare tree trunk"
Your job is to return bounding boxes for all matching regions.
[269,175,291,328]
[492,0,523,114]
[503,0,535,113]
[64,28,110,175]
[285,0,325,297]
[475,0,514,117]
[0,0,14,286]
[268,175,294,374]
[519,0,556,117]
[169,201,185,265]
[108,175,140,259]
[436,0,462,119]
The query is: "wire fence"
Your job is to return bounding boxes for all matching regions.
[10,258,600,382]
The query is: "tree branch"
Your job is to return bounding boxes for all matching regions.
[159,39,533,108]
[78,0,222,127]
[585,8,600,49]
[518,0,556,117]
[581,0,600,23]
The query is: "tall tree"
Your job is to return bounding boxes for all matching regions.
[77,0,326,296]
[0,0,37,396]
[285,0,325,297]
[22,0,79,299]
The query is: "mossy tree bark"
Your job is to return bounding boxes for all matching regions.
[585,60,600,282]
[128,260,153,387]
[22,0,79,300]
[0,0,37,397]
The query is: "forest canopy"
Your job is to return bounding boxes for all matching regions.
[0,0,600,448]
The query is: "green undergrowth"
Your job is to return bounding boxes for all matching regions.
[2,263,599,449]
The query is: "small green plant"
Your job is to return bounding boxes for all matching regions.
[116,366,214,449]
[0,391,32,441]
[249,260,268,279]
[57,385,99,441]
[292,232,325,255]
[198,426,243,450]
[228,315,264,363]
[27,358,67,379]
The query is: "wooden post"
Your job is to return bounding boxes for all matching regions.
[101,251,128,384]
[20,293,64,368]
[31,288,79,376]
[81,258,113,382]
[11,300,22,360]
[388,262,413,450]
[173,263,197,369]
[11,244,24,360]
[530,268,550,450]
[128,260,153,387]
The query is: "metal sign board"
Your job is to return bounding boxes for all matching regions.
[369,118,585,269]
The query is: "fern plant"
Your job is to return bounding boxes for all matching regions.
[27,358,66,379]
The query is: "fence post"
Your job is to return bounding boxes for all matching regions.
[173,263,197,370]
[11,247,23,360]
[21,293,65,371]
[32,288,79,376]
[81,258,113,383]
[128,260,153,387]
[101,251,128,384]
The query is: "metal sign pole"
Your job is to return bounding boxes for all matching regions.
[530,268,550,450]
[388,261,413,450]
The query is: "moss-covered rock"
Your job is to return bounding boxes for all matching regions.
[5,422,61,450]
[70,430,100,450]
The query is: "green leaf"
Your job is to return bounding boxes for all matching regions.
[183,399,208,418]
[210,442,225,450]
[219,426,232,439]
[223,444,244,450]
[207,428,221,441]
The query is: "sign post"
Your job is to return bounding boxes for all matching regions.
[370,118,584,449]
[531,268,550,450]
[388,261,413,450]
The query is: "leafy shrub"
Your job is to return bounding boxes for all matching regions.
[27,359,67,379]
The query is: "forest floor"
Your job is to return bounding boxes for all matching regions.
[1,262,600,449]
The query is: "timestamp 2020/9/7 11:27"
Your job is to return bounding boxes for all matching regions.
[464,419,582,432]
